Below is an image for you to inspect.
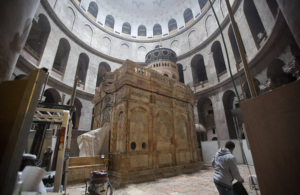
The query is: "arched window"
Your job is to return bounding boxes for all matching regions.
[76,53,89,88]
[138,25,147,37]
[211,41,227,78]
[177,64,184,83]
[266,0,279,18]
[198,0,208,11]
[52,38,70,77]
[183,8,194,24]
[228,25,246,65]
[191,54,208,85]
[96,62,111,87]
[43,88,61,104]
[168,19,178,32]
[105,15,114,29]
[25,14,50,64]
[244,0,266,49]
[153,24,162,36]
[87,2,98,21]
[122,22,131,35]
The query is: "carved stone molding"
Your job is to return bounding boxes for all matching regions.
[259,78,276,92]
[282,56,300,80]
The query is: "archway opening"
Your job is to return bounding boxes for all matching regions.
[228,25,246,66]
[222,90,238,139]
[96,62,111,87]
[25,14,50,63]
[168,19,178,33]
[197,98,216,140]
[212,41,227,79]
[177,64,185,83]
[244,0,266,49]
[76,53,89,88]
[153,24,162,37]
[43,88,61,104]
[52,38,70,76]
[266,0,279,18]
[198,0,208,11]
[67,98,82,130]
[191,54,208,85]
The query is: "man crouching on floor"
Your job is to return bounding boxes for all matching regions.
[212,141,244,195]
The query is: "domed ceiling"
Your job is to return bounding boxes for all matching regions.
[80,0,205,37]
[98,0,198,23]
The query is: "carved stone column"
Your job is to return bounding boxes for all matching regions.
[282,56,300,80]
[0,0,40,81]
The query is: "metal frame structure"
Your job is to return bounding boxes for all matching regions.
[33,107,71,193]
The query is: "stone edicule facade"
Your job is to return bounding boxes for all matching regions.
[92,58,202,186]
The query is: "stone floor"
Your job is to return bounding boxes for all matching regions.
[67,165,260,195]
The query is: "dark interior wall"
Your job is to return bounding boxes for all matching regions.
[240,80,300,195]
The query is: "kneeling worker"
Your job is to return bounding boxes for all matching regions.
[212,141,244,195]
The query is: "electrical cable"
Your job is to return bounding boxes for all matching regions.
[208,0,241,104]
[208,0,258,194]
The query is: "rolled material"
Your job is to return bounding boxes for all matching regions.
[21,166,46,192]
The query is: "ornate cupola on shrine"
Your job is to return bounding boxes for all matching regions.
[146,46,179,81]
[91,47,202,186]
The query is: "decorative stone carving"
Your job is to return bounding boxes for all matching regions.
[282,56,300,80]
[259,78,276,92]
[101,107,112,127]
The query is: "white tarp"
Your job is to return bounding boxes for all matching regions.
[77,123,110,157]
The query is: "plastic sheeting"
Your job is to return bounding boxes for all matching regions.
[77,123,110,157]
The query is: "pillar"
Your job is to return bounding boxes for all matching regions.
[0,0,41,82]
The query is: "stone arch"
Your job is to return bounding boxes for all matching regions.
[170,40,179,54]
[67,98,82,130]
[52,38,70,76]
[177,63,184,83]
[82,24,93,45]
[211,41,227,77]
[25,14,51,65]
[156,110,173,151]
[244,0,266,49]
[121,43,130,59]
[205,14,217,36]
[222,90,238,139]
[66,6,76,30]
[243,78,261,99]
[43,88,61,104]
[96,62,111,87]
[220,0,228,18]
[191,54,208,85]
[137,46,147,61]
[228,25,246,65]
[101,36,111,55]
[197,97,216,140]
[188,30,198,50]
[76,53,89,87]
